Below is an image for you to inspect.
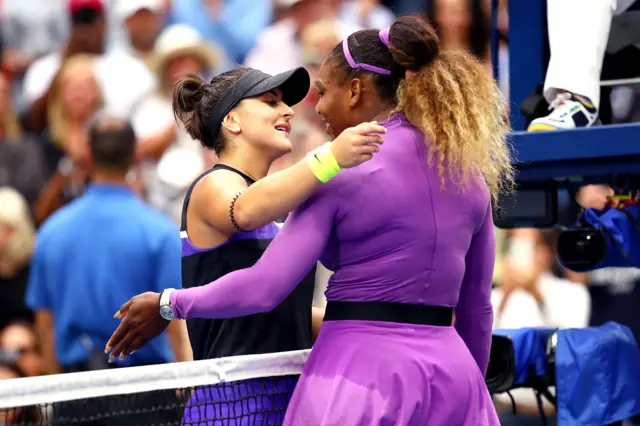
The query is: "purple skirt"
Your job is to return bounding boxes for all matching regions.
[283,320,499,426]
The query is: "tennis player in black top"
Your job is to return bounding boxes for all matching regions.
[109,67,384,423]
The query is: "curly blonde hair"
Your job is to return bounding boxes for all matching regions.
[396,49,513,204]
[332,16,514,204]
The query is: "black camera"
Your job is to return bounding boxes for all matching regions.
[557,226,608,272]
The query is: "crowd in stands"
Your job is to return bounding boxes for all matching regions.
[0,0,639,424]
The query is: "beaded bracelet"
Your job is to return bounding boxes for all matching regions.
[229,191,249,233]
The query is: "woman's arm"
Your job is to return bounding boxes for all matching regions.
[166,320,193,362]
[311,307,325,342]
[105,160,355,361]
[172,185,338,319]
[196,160,323,233]
[454,202,495,376]
[195,122,384,233]
[104,183,339,360]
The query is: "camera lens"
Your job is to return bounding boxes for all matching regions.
[557,228,606,272]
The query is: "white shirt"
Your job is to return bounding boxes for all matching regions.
[22,49,155,120]
[244,18,360,74]
[337,0,395,30]
[492,272,591,330]
[132,94,205,225]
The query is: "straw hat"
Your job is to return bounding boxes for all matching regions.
[150,24,221,95]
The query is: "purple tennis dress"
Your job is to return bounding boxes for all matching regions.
[172,113,500,425]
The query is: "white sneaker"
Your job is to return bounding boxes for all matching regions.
[528,92,600,131]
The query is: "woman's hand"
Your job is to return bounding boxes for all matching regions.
[105,292,169,361]
[330,121,386,168]
[576,184,614,210]
[498,262,543,315]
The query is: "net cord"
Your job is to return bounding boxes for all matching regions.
[0,349,310,409]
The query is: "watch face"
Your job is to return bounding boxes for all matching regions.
[160,305,175,320]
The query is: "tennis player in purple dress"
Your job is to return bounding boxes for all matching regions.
[108,16,513,425]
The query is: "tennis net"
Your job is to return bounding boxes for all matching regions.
[0,349,309,425]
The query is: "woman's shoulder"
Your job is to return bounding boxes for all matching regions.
[190,167,251,204]
[383,113,420,133]
[381,114,426,151]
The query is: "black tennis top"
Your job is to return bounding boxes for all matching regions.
[179,164,314,360]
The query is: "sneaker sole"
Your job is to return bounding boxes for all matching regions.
[527,123,559,132]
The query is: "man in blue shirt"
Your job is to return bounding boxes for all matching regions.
[168,0,271,64]
[27,117,191,375]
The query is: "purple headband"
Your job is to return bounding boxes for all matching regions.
[379,27,390,48]
[342,31,392,76]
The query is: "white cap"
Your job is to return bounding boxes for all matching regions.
[116,0,162,20]
[276,0,305,8]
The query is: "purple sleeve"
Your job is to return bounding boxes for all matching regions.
[171,188,337,319]
[454,202,495,376]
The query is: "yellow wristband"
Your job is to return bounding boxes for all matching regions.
[307,142,343,183]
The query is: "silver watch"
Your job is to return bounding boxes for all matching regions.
[159,288,177,320]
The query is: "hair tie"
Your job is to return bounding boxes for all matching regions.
[378,28,390,48]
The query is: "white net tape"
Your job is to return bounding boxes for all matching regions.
[0,349,310,409]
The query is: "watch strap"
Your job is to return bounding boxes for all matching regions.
[159,288,177,320]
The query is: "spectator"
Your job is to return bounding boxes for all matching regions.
[133,23,221,224]
[528,0,637,131]
[427,0,491,61]
[0,0,67,112]
[0,362,23,382]
[0,72,21,140]
[168,0,268,64]
[0,72,47,209]
[0,322,41,377]
[22,0,154,132]
[330,0,395,30]
[0,356,39,424]
[47,55,102,170]
[0,188,35,332]
[26,117,191,376]
[115,0,165,66]
[244,0,358,74]
[492,229,590,329]
[33,55,102,224]
[491,228,591,426]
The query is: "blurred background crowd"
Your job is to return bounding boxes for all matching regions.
[0,0,639,424]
